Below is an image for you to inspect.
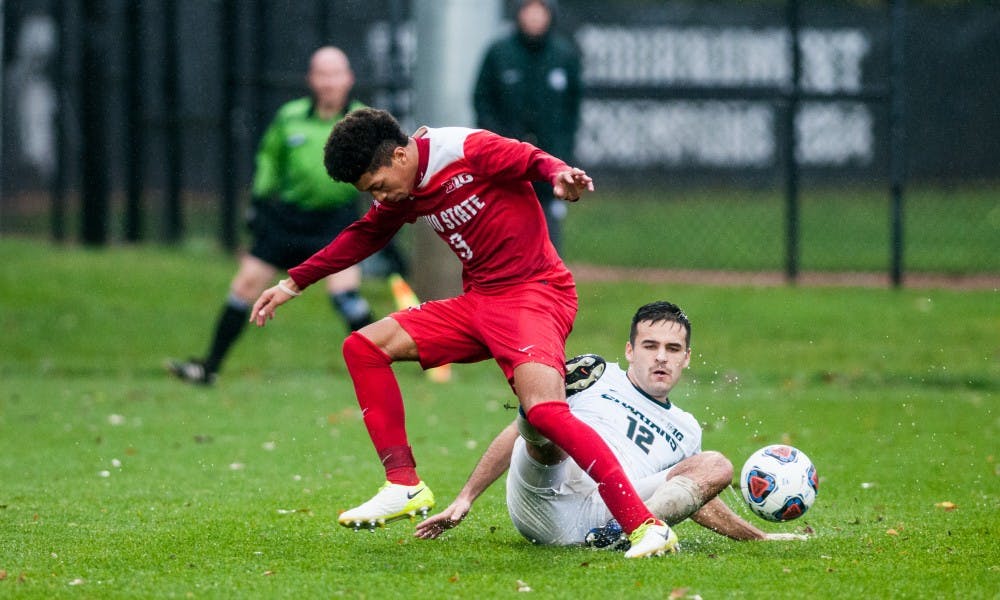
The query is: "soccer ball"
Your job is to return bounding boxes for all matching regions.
[739,445,818,522]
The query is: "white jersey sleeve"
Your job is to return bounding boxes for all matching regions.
[568,363,702,483]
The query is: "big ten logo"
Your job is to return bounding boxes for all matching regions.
[443,173,474,193]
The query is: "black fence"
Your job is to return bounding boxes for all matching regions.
[2,1,998,281]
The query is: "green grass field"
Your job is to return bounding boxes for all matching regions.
[1,237,998,598]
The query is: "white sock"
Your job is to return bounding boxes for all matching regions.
[645,475,704,525]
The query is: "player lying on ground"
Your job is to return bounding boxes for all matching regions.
[415,301,809,548]
[251,108,677,558]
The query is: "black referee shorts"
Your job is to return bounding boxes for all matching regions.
[249,201,359,271]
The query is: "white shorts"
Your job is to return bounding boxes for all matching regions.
[505,437,672,545]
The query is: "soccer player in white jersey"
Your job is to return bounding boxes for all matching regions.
[415,301,807,548]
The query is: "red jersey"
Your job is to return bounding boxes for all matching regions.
[288,127,574,293]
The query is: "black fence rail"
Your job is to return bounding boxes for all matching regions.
[2,0,998,283]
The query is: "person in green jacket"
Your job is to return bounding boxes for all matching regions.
[473,0,582,252]
[169,46,373,385]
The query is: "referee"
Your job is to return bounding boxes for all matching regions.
[169,46,373,385]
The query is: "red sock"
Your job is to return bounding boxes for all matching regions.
[526,401,654,533]
[342,332,419,485]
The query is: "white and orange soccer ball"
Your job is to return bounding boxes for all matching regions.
[740,445,818,522]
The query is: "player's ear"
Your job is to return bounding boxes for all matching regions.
[682,347,691,369]
[393,145,408,163]
[624,342,634,363]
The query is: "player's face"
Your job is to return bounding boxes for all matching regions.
[355,148,415,204]
[625,320,691,402]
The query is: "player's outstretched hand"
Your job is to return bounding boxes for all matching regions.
[552,168,594,202]
[763,532,810,541]
[414,498,472,540]
[250,280,299,327]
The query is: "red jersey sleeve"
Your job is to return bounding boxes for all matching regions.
[463,130,568,187]
[287,201,409,289]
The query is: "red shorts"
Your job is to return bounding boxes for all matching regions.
[392,280,577,381]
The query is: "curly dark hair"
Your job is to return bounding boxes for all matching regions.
[629,301,692,348]
[323,108,409,184]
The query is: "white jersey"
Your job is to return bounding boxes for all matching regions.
[561,363,702,490]
[506,362,703,545]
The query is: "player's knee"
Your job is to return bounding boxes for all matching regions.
[229,280,261,304]
[231,262,273,301]
[342,331,390,368]
[702,450,734,486]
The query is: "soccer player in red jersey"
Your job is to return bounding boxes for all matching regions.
[250,108,676,557]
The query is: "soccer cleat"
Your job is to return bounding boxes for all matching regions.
[338,481,435,531]
[565,354,606,396]
[623,518,679,558]
[167,358,216,386]
[584,518,630,551]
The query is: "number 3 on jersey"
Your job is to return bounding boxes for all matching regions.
[449,233,473,261]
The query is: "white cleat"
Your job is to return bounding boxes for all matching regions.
[624,518,680,559]
[338,481,435,530]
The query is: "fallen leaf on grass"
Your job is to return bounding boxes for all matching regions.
[68,578,85,586]
[886,529,899,536]
[327,408,357,425]
[516,579,532,592]
[934,501,957,511]
[276,508,313,516]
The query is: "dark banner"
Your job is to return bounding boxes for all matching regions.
[2,0,998,203]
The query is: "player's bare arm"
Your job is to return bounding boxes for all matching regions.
[250,278,301,327]
[551,167,594,202]
[414,423,520,540]
[689,496,808,541]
